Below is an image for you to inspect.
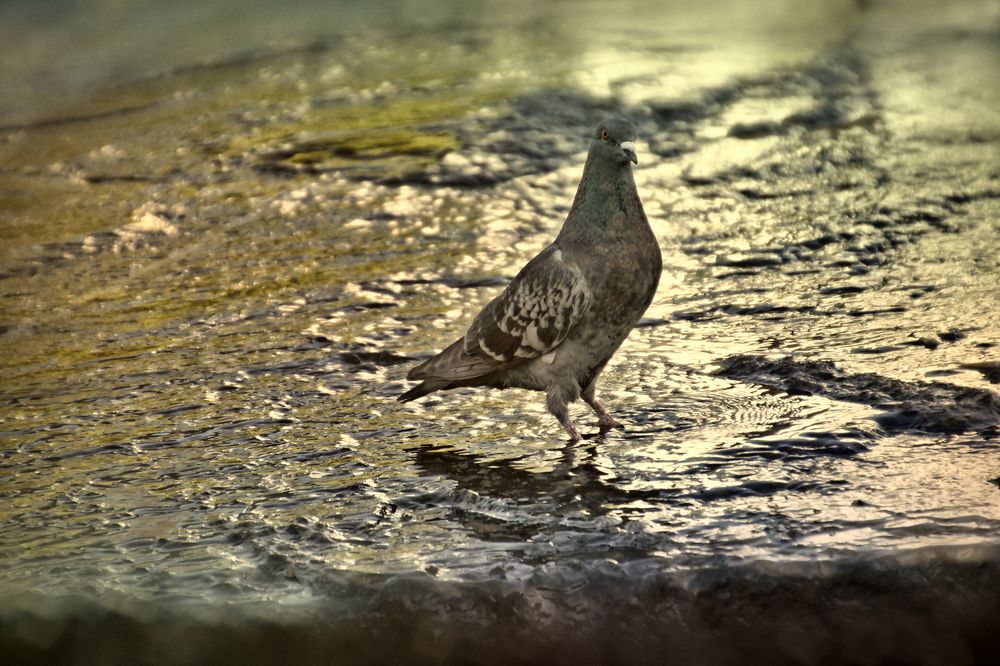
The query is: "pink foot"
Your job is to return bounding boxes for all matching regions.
[598,414,624,431]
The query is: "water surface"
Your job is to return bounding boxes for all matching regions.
[2,0,999,663]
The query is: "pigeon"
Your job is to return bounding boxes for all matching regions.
[399,118,662,440]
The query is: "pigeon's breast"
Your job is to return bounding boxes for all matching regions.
[589,232,661,319]
[570,235,661,364]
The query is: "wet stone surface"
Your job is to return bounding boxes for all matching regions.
[1,0,999,663]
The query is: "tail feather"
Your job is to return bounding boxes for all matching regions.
[398,379,447,402]
[399,337,505,402]
[408,337,501,381]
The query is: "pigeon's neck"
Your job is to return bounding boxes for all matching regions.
[558,159,648,245]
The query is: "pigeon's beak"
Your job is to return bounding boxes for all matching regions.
[620,140,638,165]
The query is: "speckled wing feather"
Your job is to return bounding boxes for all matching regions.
[465,245,590,364]
[408,245,590,382]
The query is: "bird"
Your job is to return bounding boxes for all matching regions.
[399,118,662,441]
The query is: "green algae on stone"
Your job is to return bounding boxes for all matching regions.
[255,128,461,180]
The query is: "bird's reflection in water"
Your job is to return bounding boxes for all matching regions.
[410,438,666,541]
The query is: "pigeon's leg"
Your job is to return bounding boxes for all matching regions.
[558,414,582,442]
[546,382,582,442]
[586,397,623,431]
[581,378,623,431]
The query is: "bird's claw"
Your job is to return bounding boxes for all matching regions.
[597,416,624,431]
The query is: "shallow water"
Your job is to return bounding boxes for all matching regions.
[2,0,999,663]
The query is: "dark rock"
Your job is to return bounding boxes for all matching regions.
[716,354,1000,433]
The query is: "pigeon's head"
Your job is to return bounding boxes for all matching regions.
[592,118,639,166]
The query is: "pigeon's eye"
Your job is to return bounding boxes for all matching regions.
[600,129,609,141]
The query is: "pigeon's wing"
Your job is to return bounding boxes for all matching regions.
[465,245,590,364]
[406,245,590,382]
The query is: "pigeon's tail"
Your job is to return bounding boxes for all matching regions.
[410,338,502,380]
[399,340,463,402]
[398,380,447,402]
[399,337,502,401]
